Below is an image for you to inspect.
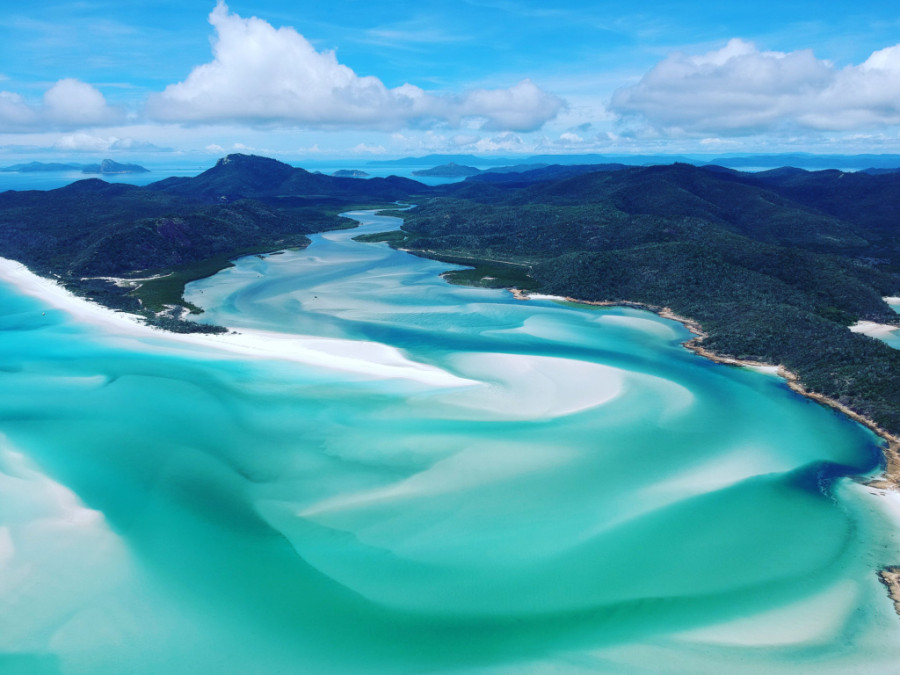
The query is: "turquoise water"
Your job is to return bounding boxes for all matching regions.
[2,211,900,673]
[877,300,900,349]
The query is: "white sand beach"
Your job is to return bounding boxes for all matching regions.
[851,320,900,338]
[0,257,474,388]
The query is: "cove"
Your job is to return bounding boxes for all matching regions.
[1,210,900,673]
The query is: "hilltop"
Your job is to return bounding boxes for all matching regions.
[0,154,428,330]
[82,159,149,174]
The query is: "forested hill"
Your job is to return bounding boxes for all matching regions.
[3,153,900,433]
[0,154,430,330]
[149,153,422,204]
[388,162,900,435]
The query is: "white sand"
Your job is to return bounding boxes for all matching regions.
[850,320,900,338]
[0,527,12,566]
[435,351,625,419]
[870,485,900,529]
[673,580,858,647]
[300,443,575,519]
[0,257,474,388]
[746,364,781,376]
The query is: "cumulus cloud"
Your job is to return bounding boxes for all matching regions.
[0,79,122,132]
[147,2,563,132]
[53,133,166,152]
[350,143,386,154]
[472,132,530,153]
[611,39,900,135]
[43,79,122,127]
[0,91,37,129]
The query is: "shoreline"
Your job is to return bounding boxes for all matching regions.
[0,256,474,388]
[511,288,900,491]
[512,287,900,615]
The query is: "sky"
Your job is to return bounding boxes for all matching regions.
[1,0,900,162]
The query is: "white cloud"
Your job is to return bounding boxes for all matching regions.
[451,133,480,147]
[0,79,122,132]
[54,133,117,152]
[53,132,165,153]
[0,91,37,129]
[472,132,529,153]
[456,79,566,131]
[559,132,583,143]
[147,2,563,132]
[205,143,226,154]
[43,79,122,127]
[350,143,386,154]
[611,39,900,135]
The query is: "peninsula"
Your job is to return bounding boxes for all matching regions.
[0,159,150,174]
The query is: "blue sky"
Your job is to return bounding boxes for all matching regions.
[1,0,899,160]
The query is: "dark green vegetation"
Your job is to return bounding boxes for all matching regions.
[4,153,900,436]
[331,169,369,178]
[82,159,149,174]
[0,159,149,174]
[413,163,483,178]
[365,152,900,171]
[393,163,900,435]
[0,161,82,172]
[0,154,428,331]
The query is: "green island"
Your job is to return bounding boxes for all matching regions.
[3,153,900,454]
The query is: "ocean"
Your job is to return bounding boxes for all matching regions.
[0,210,899,673]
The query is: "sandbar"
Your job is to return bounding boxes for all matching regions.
[0,257,473,388]
[851,320,900,338]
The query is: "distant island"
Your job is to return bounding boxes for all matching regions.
[332,169,370,178]
[412,163,482,178]
[367,152,900,171]
[81,159,149,174]
[0,159,149,174]
[0,161,83,172]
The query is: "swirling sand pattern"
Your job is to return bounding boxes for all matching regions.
[0,211,899,673]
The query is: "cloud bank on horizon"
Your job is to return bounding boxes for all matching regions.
[612,39,900,136]
[1,1,900,157]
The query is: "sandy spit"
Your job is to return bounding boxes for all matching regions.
[0,257,473,388]
[510,288,900,492]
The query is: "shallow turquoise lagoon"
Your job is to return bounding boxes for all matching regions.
[2,210,900,673]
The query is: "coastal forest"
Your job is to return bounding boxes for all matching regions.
[2,154,900,434]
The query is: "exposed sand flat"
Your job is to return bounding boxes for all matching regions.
[437,351,626,419]
[0,257,474,388]
[868,488,900,616]
[851,320,900,337]
[879,568,900,616]
[673,580,858,647]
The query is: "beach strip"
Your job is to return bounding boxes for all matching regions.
[0,257,473,388]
